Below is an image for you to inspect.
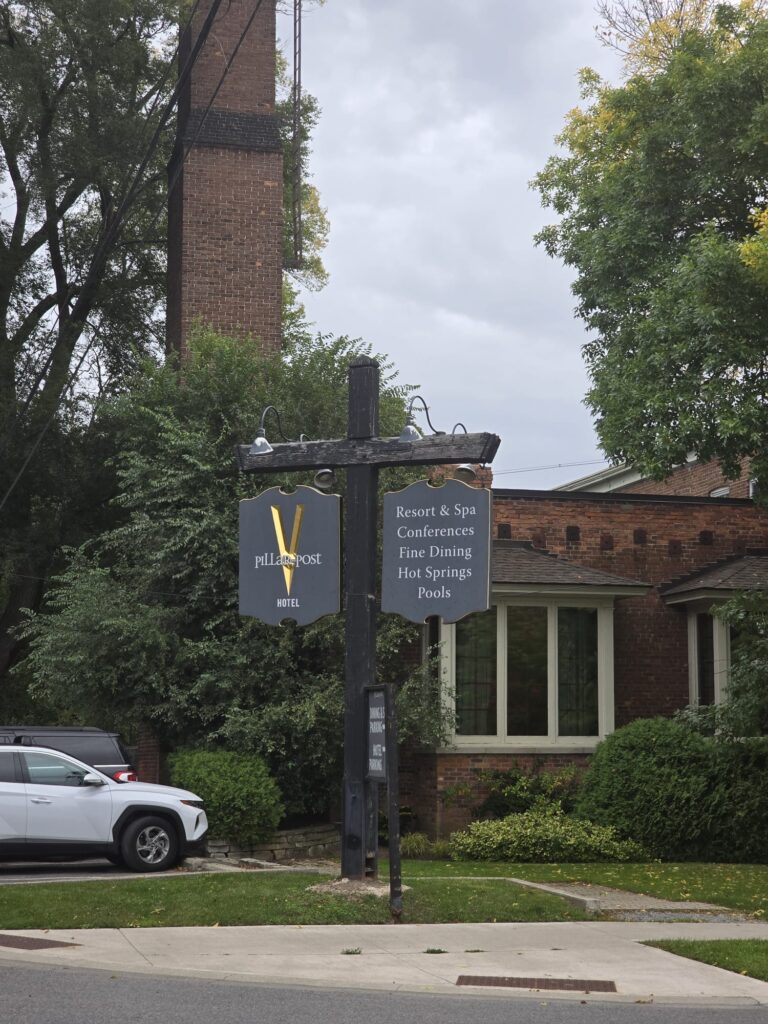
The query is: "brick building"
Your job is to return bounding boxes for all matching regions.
[404,486,768,837]
[558,455,755,499]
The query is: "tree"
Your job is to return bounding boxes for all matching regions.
[277,46,329,292]
[0,1,328,687]
[532,2,768,485]
[594,0,767,70]
[18,327,446,815]
[0,0,181,683]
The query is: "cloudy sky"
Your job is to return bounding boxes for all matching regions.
[277,1,621,489]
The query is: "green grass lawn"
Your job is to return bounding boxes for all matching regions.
[1,860,766,931]
[644,940,768,982]
[398,860,768,917]
[0,871,587,930]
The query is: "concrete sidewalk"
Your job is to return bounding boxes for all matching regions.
[1,921,767,1005]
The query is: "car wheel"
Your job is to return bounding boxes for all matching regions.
[105,853,124,867]
[120,816,178,873]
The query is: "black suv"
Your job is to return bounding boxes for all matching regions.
[0,726,137,782]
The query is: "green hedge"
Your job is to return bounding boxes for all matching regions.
[476,764,581,818]
[168,750,283,847]
[575,718,768,862]
[450,807,645,863]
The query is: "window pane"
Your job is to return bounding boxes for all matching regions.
[697,613,715,706]
[23,751,89,787]
[558,607,598,736]
[0,753,17,783]
[507,606,548,736]
[455,609,497,735]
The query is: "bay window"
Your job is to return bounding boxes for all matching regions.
[443,597,614,749]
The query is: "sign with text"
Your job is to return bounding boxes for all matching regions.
[239,485,340,626]
[381,478,491,623]
[367,688,387,781]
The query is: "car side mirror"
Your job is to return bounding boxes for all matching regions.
[82,772,105,786]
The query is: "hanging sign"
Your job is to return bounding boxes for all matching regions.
[239,485,340,626]
[367,688,387,781]
[381,478,491,623]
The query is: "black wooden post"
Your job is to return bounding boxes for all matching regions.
[342,356,379,878]
[385,681,402,919]
[235,366,500,893]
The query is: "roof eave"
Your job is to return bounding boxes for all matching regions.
[492,583,650,598]
[663,586,760,605]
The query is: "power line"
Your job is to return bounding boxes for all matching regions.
[162,0,268,229]
[3,0,212,441]
[0,0,226,512]
[492,459,610,476]
[4,0,278,519]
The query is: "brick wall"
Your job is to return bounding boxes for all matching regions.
[167,0,283,357]
[402,488,768,836]
[618,457,753,498]
[136,725,161,783]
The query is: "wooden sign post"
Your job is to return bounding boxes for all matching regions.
[236,357,499,892]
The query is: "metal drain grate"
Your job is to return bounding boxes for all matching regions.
[0,934,79,951]
[457,975,617,993]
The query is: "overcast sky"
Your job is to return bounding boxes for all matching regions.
[276,1,621,489]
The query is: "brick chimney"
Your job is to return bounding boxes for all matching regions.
[167,0,283,357]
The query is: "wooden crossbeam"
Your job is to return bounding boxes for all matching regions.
[235,431,500,473]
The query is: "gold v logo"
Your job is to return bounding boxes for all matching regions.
[271,504,305,595]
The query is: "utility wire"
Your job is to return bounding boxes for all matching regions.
[0,339,95,515]
[3,0,211,440]
[0,0,227,513]
[493,459,610,476]
[161,0,268,231]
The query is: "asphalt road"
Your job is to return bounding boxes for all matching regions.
[2,962,768,1024]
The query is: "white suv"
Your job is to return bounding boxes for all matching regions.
[0,745,208,872]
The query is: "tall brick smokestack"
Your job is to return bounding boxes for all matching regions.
[167,0,283,357]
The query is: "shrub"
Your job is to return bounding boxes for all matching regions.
[398,833,453,860]
[400,832,432,858]
[450,806,644,863]
[576,718,768,862]
[430,838,453,860]
[575,718,713,860]
[708,737,768,862]
[168,750,283,847]
[476,764,581,818]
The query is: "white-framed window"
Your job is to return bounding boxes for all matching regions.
[441,596,615,751]
[687,607,730,706]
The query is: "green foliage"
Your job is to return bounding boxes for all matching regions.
[400,832,455,860]
[430,839,453,860]
[714,594,768,736]
[450,806,645,863]
[0,0,181,688]
[17,329,440,816]
[476,765,580,818]
[276,51,329,291]
[167,749,283,846]
[576,718,768,861]
[400,832,433,858]
[532,6,768,485]
[0,2,330,693]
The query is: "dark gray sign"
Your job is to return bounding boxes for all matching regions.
[381,478,491,623]
[367,688,387,781]
[239,485,340,626]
